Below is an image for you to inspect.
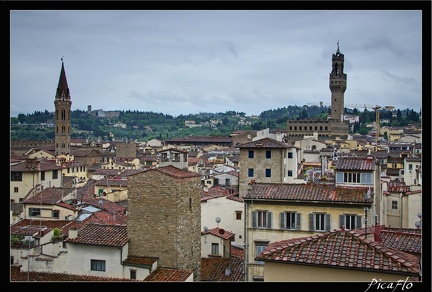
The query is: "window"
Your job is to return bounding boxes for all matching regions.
[52,170,58,179]
[343,172,360,183]
[288,170,293,177]
[248,150,254,158]
[409,164,413,170]
[130,269,137,280]
[52,210,60,219]
[288,152,293,158]
[225,178,230,186]
[340,214,362,230]
[211,243,219,255]
[29,208,40,217]
[254,241,269,265]
[265,169,271,177]
[252,211,272,228]
[236,211,242,220]
[309,213,330,231]
[280,212,300,230]
[90,259,106,271]
[392,201,398,209]
[248,168,254,177]
[266,150,271,159]
[11,172,22,182]
[14,187,18,193]
[41,171,45,181]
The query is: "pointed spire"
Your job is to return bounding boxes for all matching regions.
[56,57,70,99]
[336,40,340,55]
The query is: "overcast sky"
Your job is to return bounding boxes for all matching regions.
[10,10,423,117]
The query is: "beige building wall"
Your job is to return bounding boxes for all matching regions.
[245,202,367,281]
[263,262,417,282]
[201,196,244,247]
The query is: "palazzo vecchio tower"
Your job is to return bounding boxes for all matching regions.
[286,42,349,141]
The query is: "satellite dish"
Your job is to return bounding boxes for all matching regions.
[203,226,209,232]
[215,217,221,223]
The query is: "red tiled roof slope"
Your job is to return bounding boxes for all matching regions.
[256,230,420,275]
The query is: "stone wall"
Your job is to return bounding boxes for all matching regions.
[127,168,202,280]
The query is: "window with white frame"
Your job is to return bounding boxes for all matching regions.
[309,213,330,231]
[252,210,272,228]
[340,214,362,230]
[280,211,300,230]
[211,243,219,255]
[90,259,106,271]
[392,201,398,209]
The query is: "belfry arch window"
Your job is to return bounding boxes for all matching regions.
[335,63,339,75]
[294,126,297,131]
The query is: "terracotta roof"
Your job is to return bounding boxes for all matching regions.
[256,229,420,276]
[10,160,63,172]
[163,136,232,143]
[200,257,244,281]
[243,182,372,205]
[23,187,75,205]
[380,228,422,254]
[143,268,193,281]
[11,219,72,237]
[65,223,129,247]
[334,156,376,170]
[201,227,235,240]
[10,265,139,282]
[237,137,290,148]
[231,245,245,259]
[123,256,158,267]
[201,185,234,201]
[145,165,201,179]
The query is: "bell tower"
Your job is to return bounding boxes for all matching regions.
[54,58,72,156]
[329,41,347,122]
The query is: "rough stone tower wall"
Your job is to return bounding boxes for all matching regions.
[127,169,202,280]
[115,142,137,158]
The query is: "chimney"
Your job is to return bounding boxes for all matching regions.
[69,227,78,239]
[373,224,383,242]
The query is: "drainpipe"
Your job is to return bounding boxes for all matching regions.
[243,201,248,282]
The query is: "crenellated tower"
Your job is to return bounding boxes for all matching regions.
[54,58,72,156]
[329,41,347,122]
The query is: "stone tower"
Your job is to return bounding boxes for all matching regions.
[54,58,72,156]
[127,165,202,281]
[286,42,349,141]
[329,41,347,122]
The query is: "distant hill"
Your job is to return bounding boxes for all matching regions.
[10,106,419,142]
